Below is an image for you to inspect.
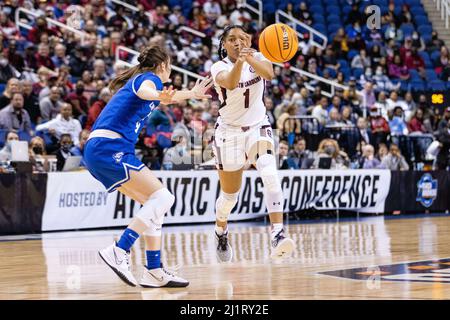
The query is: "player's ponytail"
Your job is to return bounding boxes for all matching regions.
[109,45,170,93]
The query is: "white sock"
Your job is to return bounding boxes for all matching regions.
[271,223,283,239]
[215,224,228,236]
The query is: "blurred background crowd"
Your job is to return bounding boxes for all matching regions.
[0,0,449,173]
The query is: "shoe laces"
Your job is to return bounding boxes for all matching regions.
[160,263,179,277]
[217,232,229,251]
[272,229,285,247]
[124,252,131,271]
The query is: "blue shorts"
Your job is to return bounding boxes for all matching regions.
[84,137,145,192]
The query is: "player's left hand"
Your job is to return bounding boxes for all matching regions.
[191,76,214,99]
[240,47,256,61]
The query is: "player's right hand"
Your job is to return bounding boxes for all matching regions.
[159,86,177,104]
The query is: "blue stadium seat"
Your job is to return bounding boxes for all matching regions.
[419,52,433,68]
[347,49,359,60]
[327,15,341,24]
[411,80,425,92]
[426,69,438,81]
[18,131,31,143]
[418,25,433,37]
[431,50,441,64]
[0,129,7,148]
[310,5,324,14]
[338,59,349,69]
[428,80,446,91]
[326,5,340,14]
[446,82,450,90]
[414,15,430,26]
[36,131,54,147]
[409,69,421,80]
[325,0,339,5]
[400,80,410,92]
[0,83,5,96]
[411,7,426,17]
[352,68,364,78]
[342,5,352,16]
[374,0,389,6]
[400,23,415,37]
[405,0,423,7]
[338,67,350,80]
[327,23,342,34]
[168,0,181,7]
[313,14,325,23]
[313,24,327,34]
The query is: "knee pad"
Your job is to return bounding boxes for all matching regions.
[215,191,239,222]
[137,188,174,234]
[256,154,284,213]
[256,154,282,193]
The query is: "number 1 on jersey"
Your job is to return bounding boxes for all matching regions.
[243,88,250,109]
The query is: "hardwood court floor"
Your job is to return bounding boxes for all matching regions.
[1,214,450,300]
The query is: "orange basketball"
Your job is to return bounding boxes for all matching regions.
[259,23,299,63]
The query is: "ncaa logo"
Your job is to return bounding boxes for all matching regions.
[249,66,255,73]
[113,152,124,164]
[416,173,438,208]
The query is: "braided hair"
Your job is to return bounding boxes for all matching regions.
[218,25,248,60]
[109,45,170,93]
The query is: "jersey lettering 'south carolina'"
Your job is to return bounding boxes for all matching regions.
[210,52,270,126]
[92,72,163,144]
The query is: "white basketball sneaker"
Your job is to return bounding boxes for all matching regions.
[215,231,233,263]
[270,229,295,259]
[140,264,189,288]
[98,242,137,287]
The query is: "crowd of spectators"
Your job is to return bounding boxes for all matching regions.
[0,0,449,173]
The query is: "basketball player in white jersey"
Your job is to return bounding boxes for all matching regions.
[210,25,295,262]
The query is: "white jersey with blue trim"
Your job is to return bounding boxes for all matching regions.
[210,52,269,127]
[92,72,163,144]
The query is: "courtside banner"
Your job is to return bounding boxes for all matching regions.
[41,170,391,231]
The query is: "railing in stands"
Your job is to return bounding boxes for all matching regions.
[109,0,206,38]
[15,8,86,41]
[435,0,450,28]
[241,0,263,28]
[275,9,328,50]
[177,26,206,38]
[115,46,206,87]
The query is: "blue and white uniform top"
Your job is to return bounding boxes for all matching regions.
[92,72,163,144]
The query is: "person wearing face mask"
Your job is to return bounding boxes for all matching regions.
[312,138,349,169]
[28,136,50,173]
[0,131,19,162]
[66,81,88,119]
[54,133,75,171]
[427,30,445,53]
[36,103,82,146]
[373,66,400,93]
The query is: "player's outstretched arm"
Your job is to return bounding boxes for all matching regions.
[243,48,275,80]
[171,76,214,101]
[137,81,178,104]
